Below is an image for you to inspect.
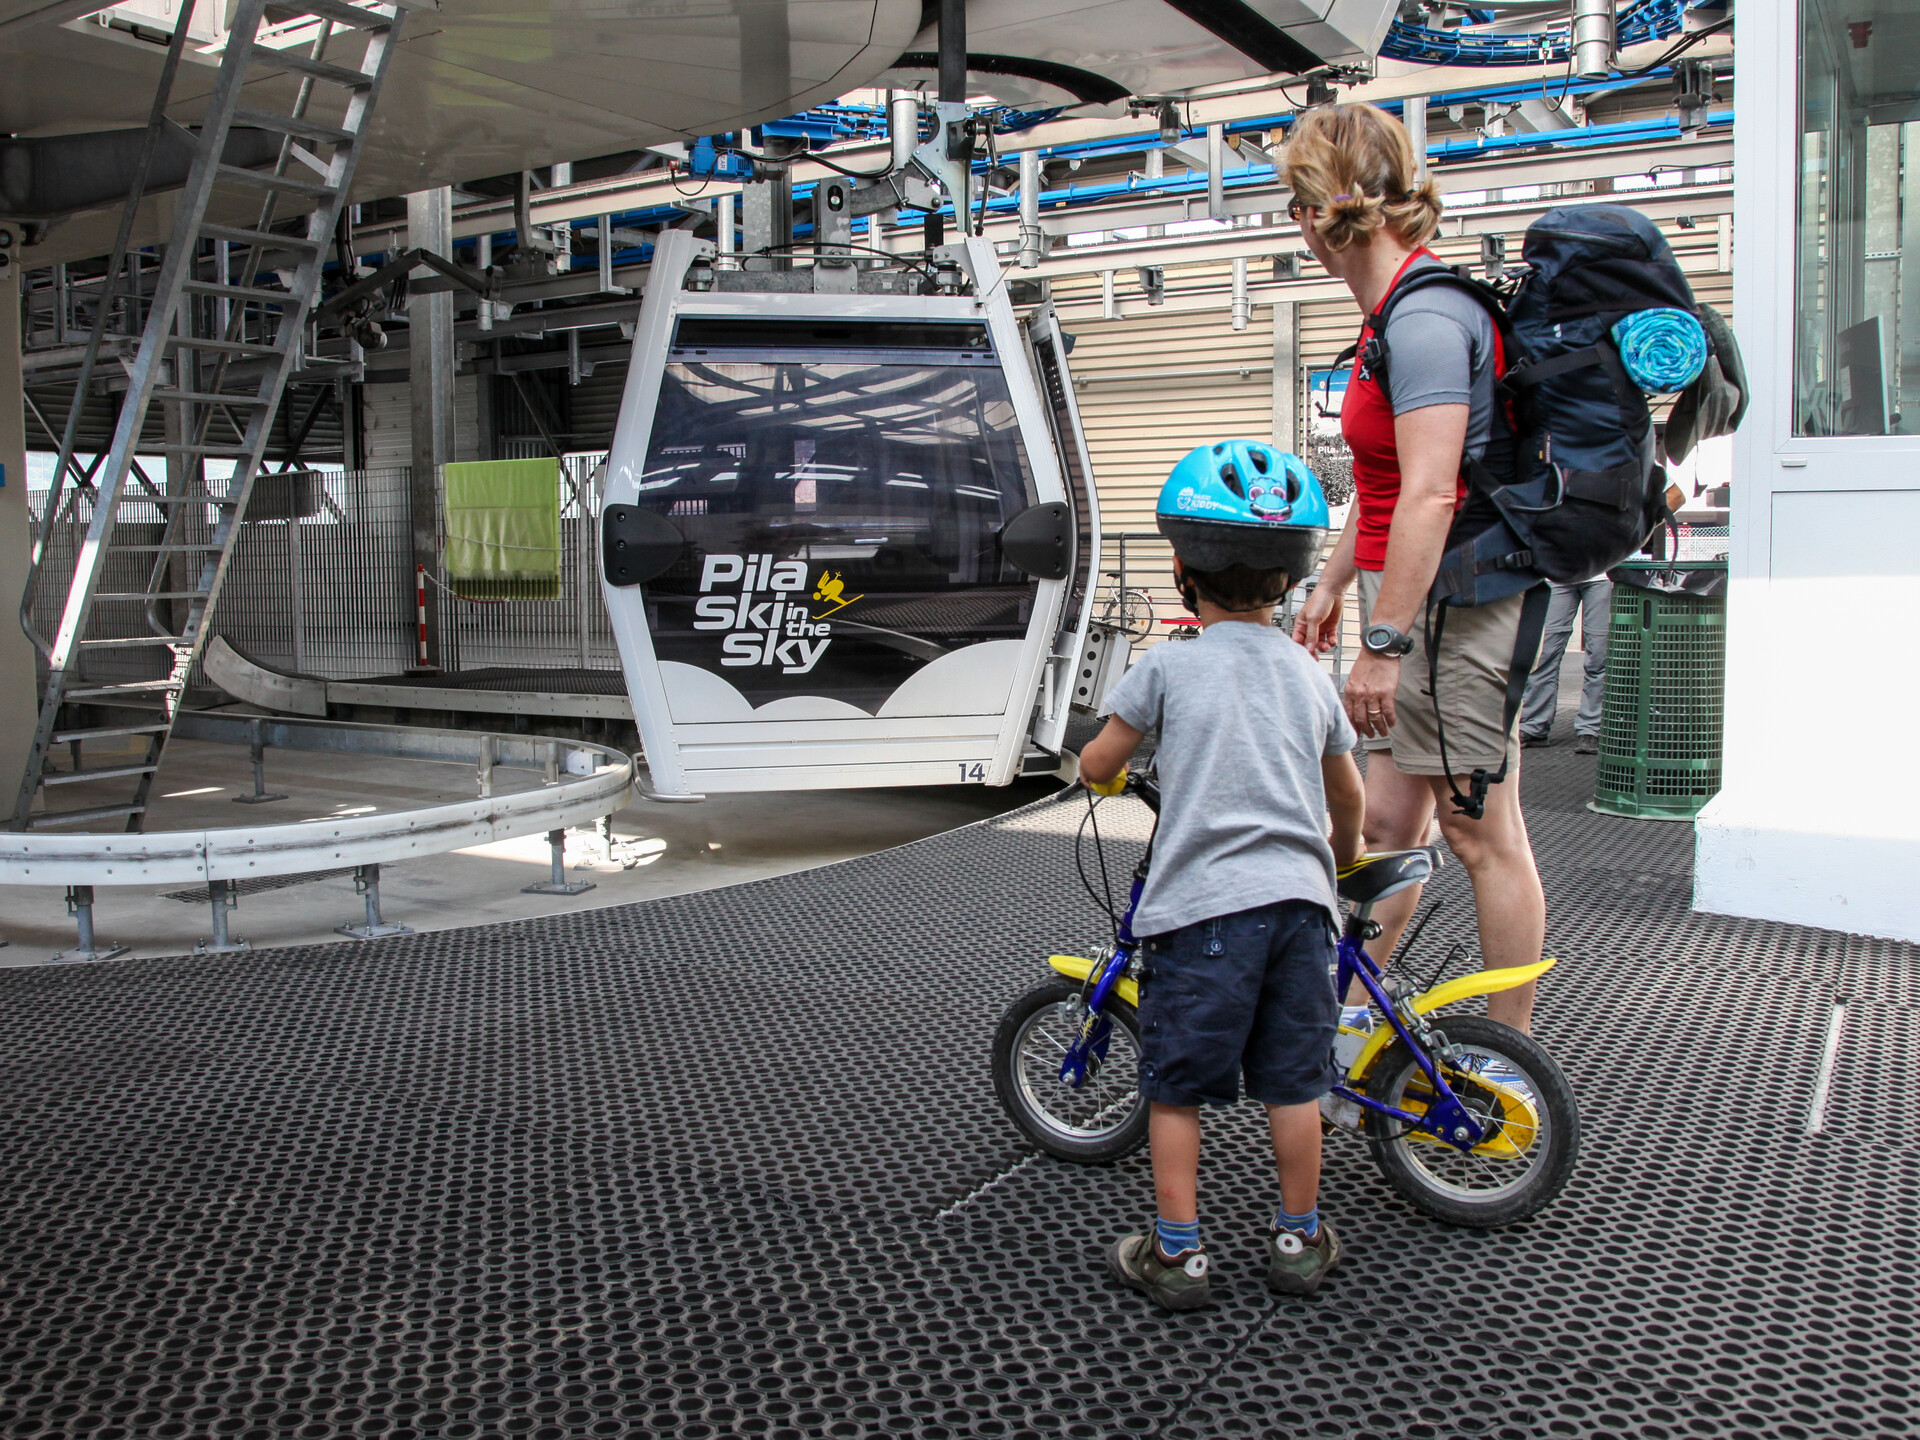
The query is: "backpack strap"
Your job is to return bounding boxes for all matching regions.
[1361,266,1517,392]
[1425,583,1553,821]
[1504,345,1606,388]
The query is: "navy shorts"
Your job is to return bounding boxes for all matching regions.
[1135,899,1339,1108]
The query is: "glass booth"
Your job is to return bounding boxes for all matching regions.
[1696,0,1920,943]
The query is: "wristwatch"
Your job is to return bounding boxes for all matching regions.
[1362,622,1415,658]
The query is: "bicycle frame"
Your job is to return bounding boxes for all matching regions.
[1326,917,1485,1149]
[1057,862,1144,1088]
[1053,782,1489,1153]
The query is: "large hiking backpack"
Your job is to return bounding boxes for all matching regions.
[1359,203,1743,606]
[1348,203,1746,816]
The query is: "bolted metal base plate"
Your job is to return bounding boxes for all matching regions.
[0,736,1911,1437]
[45,942,131,964]
[230,792,289,805]
[520,877,596,895]
[334,921,415,940]
[191,937,252,955]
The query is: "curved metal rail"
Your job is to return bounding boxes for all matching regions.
[2,713,635,959]
[1,713,633,888]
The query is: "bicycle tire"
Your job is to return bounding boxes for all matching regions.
[992,977,1149,1164]
[1362,1015,1579,1228]
[1099,589,1155,640]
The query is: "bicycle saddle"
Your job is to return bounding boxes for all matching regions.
[1337,847,1442,905]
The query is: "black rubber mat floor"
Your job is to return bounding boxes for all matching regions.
[1,735,1914,1439]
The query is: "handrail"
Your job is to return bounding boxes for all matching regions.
[0,713,633,888]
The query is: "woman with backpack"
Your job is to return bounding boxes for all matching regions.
[1285,103,1547,1035]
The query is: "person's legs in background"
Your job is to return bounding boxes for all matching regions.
[1518,582,1579,745]
[1572,578,1613,751]
[1352,752,1436,984]
[1426,763,1546,1033]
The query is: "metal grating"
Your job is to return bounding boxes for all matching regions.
[0,736,1912,1438]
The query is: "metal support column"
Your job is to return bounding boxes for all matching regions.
[406,186,453,670]
[1144,149,1165,239]
[1206,123,1226,218]
[196,878,251,954]
[1272,300,1300,454]
[1573,0,1615,80]
[741,143,796,269]
[286,490,307,673]
[522,827,595,896]
[1405,96,1428,179]
[231,716,286,803]
[51,885,129,963]
[0,222,34,796]
[336,862,413,938]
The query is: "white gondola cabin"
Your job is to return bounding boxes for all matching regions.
[600,231,1107,798]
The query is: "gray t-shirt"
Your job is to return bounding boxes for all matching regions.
[1101,622,1357,937]
[1385,256,1499,462]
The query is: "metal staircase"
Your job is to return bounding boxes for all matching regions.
[12,0,408,832]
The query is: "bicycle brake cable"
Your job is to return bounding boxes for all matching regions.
[1074,786,1121,946]
[1386,898,1446,977]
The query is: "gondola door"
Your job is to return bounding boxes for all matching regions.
[1023,304,1102,756]
[601,232,1080,797]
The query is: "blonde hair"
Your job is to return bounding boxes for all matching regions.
[1282,103,1443,253]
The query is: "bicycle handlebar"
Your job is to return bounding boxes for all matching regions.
[1125,772,1161,814]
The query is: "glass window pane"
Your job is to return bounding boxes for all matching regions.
[1797,1,1920,434]
[634,356,1041,711]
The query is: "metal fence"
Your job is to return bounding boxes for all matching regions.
[27,452,622,687]
[1093,528,1361,672]
[435,453,619,673]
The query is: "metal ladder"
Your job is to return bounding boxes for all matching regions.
[12,0,409,833]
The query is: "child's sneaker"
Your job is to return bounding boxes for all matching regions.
[1266,1220,1341,1296]
[1105,1234,1213,1311]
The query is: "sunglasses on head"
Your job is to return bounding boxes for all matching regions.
[1286,198,1306,222]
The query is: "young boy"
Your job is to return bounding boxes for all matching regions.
[1078,441,1365,1311]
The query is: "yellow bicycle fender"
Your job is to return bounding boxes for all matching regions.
[1415,957,1556,1017]
[1344,958,1557,1083]
[1047,955,1140,1009]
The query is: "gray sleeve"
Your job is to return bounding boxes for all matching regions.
[1384,304,1479,414]
[1101,649,1164,733]
[1321,670,1358,756]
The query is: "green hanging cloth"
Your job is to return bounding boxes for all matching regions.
[443,457,562,600]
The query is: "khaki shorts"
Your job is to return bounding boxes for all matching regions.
[1354,570,1533,777]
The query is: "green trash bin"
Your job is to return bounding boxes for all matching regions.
[1592,560,1727,819]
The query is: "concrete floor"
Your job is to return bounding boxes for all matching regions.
[0,731,1057,966]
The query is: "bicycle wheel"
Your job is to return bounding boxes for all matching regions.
[1362,1015,1579,1228]
[1099,588,1155,640]
[992,978,1148,1163]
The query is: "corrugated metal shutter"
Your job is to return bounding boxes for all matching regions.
[357,373,480,466]
[1052,294,1276,536]
[361,380,410,468]
[1044,268,1278,644]
[565,359,628,450]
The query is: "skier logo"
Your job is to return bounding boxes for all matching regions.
[811,571,863,619]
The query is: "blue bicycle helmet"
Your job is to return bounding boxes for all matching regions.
[1156,440,1330,587]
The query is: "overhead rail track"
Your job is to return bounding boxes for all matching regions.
[12,0,411,835]
[190,132,1730,378]
[321,28,1733,263]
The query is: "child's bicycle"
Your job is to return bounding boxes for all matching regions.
[991,773,1580,1228]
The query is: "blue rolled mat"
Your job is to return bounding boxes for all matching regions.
[1612,307,1708,393]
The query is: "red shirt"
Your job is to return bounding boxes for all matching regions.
[1340,249,1476,572]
